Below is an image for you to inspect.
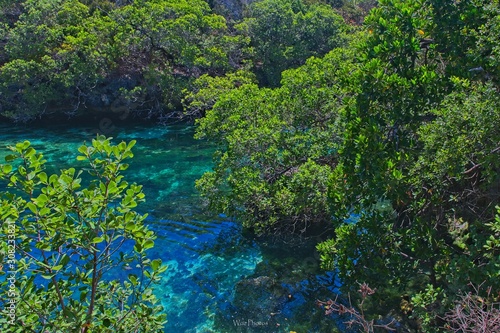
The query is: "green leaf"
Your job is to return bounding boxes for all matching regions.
[2,164,12,173]
[80,291,87,303]
[78,145,88,154]
[26,202,37,213]
[127,140,137,150]
[38,172,47,183]
[36,242,52,251]
[60,254,70,266]
[125,221,136,232]
[151,259,162,272]
[5,154,17,162]
[143,239,154,251]
[134,242,142,252]
[92,237,104,244]
[34,193,48,207]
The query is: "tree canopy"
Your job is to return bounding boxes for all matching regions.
[1,0,499,331]
[193,0,500,331]
[0,0,348,122]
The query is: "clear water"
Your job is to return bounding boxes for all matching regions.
[0,119,342,333]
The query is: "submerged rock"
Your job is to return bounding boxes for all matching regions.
[212,238,343,332]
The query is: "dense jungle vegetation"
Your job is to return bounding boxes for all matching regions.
[0,0,355,121]
[1,0,500,332]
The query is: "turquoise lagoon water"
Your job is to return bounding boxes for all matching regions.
[0,120,342,333]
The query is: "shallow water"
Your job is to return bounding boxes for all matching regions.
[0,119,343,332]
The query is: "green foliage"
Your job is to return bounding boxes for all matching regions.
[182,69,257,119]
[0,0,117,120]
[239,0,347,86]
[0,137,166,332]
[475,0,500,82]
[114,0,235,110]
[0,0,353,120]
[333,0,377,25]
[2,1,499,329]
[404,83,500,331]
[195,47,358,234]
[315,0,500,330]
[0,0,245,120]
[194,0,500,331]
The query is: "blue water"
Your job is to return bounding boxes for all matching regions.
[0,120,342,332]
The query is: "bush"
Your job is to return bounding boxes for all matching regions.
[0,136,166,332]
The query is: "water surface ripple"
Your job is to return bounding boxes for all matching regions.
[0,121,341,333]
